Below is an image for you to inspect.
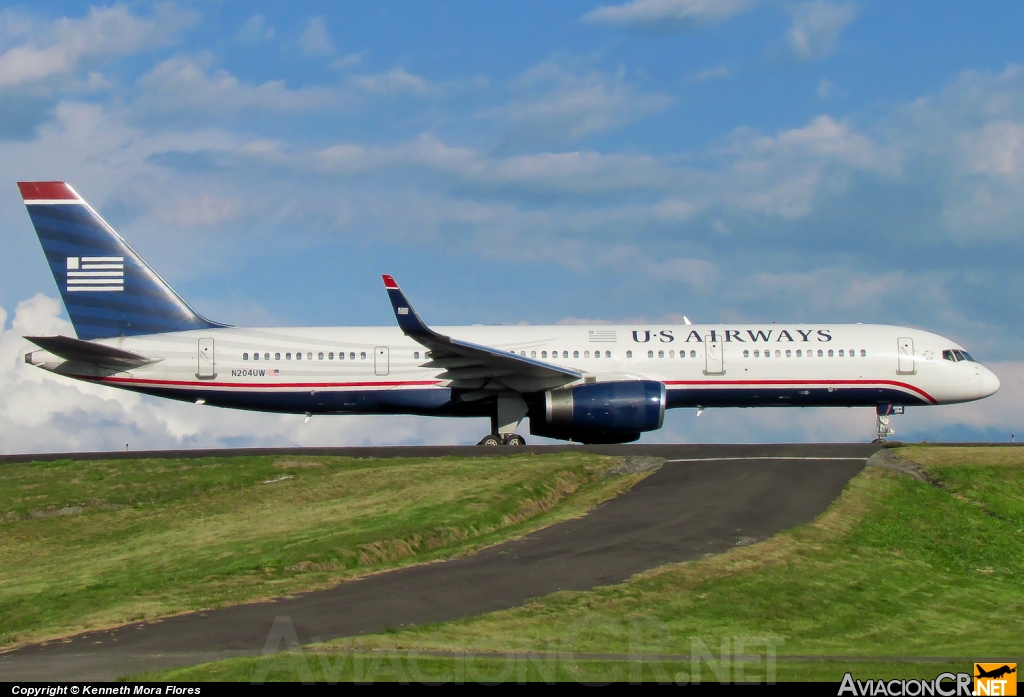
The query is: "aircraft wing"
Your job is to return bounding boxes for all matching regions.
[381,275,581,396]
[25,335,154,369]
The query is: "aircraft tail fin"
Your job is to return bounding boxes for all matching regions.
[18,182,228,340]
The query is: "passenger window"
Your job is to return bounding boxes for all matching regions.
[690,350,696,358]
[254,353,259,361]
[242,352,249,360]
[563,351,569,358]
[584,351,590,358]
[264,353,270,360]
[541,351,547,358]
[669,350,675,358]
[817,349,823,357]
[328,352,333,360]
[338,352,344,360]
[838,350,845,357]
[360,352,366,360]
[318,352,324,360]
[626,350,633,358]
[520,351,525,357]
[849,349,854,358]
[785,350,791,357]
[276,353,282,360]
[658,350,665,358]
[743,350,750,358]
[774,350,780,358]
[860,349,866,357]
[606,351,611,358]
[531,351,537,358]
[350,352,356,360]
[296,352,301,360]
[754,350,759,357]
[573,350,579,358]
[594,351,600,359]
[828,350,834,357]
[647,350,654,358]
[286,353,292,360]
[796,350,802,357]
[306,352,312,360]
[414,351,420,359]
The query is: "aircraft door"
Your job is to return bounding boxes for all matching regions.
[197,338,216,379]
[704,334,724,375]
[374,346,389,376]
[897,337,915,374]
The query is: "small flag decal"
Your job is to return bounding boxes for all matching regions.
[398,307,409,315]
[588,330,617,343]
[66,256,124,292]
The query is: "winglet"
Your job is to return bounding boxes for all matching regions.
[381,275,432,337]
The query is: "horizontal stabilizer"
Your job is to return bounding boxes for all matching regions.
[26,335,153,368]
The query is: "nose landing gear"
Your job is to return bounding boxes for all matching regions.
[873,404,903,443]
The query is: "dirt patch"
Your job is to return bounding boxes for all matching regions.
[275,460,325,470]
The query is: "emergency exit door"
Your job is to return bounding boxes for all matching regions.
[704,335,724,375]
[197,338,215,379]
[374,346,389,376]
[897,337,915,374]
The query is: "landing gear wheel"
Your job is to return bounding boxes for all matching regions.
[871,438,887,444]
[503,434,526,446]
[478,435,503,446]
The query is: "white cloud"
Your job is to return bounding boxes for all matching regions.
[298,17,333,57]
[690,65,730,82]
[0,4,196,90]
[236,14,275,44]
[331,52,364,70]
[817,77,834,99]
[484,61,672,140]
[784,1,858,61]
[353,68,429,95]
[583,0,758,30]
[136,55,347,116]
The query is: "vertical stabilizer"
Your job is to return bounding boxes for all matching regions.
[18,182,228,340]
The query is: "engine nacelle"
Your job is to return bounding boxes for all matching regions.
[530,380,666,444]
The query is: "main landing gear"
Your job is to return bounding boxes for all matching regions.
[477,393,529,446]
[478,433,527,446]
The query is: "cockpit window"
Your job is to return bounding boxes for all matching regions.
[943,349,976,363]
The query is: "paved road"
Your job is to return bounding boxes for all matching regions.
[0,443,877,680]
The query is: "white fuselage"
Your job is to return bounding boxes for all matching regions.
[28,322,1000,416]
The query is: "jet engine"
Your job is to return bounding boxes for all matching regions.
[529,380,666,444]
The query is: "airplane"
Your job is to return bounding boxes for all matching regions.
[975,665,1016,680]
[17,181,1000,445]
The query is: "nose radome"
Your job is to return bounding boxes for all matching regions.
[979,369,1000,398]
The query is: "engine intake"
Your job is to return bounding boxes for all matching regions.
[531,380,667,444]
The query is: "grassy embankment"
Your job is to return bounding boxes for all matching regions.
[0,452,640,648]
[148,445,1023,682]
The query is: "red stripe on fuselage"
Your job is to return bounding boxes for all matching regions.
[662,378,936,404]
[87,376,443,389]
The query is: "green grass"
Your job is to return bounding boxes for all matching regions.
[0,452,641,647]
[141,445,1024,682]
[143,651,974,683]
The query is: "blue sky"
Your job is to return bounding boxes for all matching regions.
[1,1,1023,450]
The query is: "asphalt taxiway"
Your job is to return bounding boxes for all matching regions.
[0,443,878,680]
